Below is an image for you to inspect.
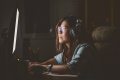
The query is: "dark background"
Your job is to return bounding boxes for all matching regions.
[0,0,120,61]
[0,0,120,80]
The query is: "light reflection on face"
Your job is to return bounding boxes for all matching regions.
[58,21,71,44]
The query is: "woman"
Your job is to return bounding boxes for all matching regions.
[28,16,95,77]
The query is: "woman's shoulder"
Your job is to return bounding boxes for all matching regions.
[74,43,95,55]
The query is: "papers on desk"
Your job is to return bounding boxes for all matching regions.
[43,72,79,77]
[42,72,79,80]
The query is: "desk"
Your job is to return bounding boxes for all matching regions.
[41,73,79,80]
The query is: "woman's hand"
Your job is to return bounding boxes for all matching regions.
[28,62,48,75]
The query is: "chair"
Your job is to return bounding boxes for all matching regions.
[92,26,120,80]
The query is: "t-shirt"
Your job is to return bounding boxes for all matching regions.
[54,43,95,75]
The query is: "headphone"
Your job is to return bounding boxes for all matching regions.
[69,18,82,39]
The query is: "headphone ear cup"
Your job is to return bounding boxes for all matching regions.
[70,28,76,38]
[69,18,81,39]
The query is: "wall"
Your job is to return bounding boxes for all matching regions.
[49,0,85,29]
[0,0,120,61]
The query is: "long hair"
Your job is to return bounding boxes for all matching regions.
[55,16,89,53]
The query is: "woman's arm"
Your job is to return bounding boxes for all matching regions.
[29,58,57,65]
[28,63,71,75]
[40,58,57,65]
[28,58,56,73]
[37,64,71,74]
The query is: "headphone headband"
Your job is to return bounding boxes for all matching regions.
[70,18,82,39]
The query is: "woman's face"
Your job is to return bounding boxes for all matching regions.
[57,20,70,44]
